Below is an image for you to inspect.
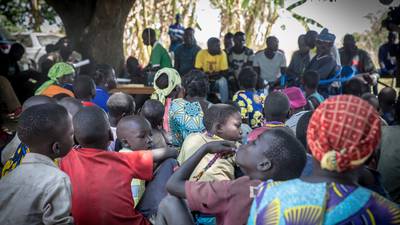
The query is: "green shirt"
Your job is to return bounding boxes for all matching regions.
[150,42,172,68]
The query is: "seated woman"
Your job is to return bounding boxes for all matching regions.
[34,62,75,97]
[247,95,400,225]
[168,70,211,147]
[151,68,182,133]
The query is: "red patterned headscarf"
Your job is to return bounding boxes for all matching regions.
[307,95,381,172]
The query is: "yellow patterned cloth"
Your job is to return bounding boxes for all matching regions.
[232,90,265,128]
[247,179,400,225]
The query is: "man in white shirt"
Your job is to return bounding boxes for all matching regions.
[253,36,287,86]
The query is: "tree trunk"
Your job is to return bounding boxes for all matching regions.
[45,0,135,75]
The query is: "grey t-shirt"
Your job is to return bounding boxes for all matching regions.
[253,50,286,82]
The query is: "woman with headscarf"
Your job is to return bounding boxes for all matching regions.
[151,68,182,133]
[35,62,75,97]
[247,95,400,225]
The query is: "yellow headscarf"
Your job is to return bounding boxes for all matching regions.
[151,68,181,105]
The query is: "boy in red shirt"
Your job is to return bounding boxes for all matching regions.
[60,107,177,225]
[156,128,306,225]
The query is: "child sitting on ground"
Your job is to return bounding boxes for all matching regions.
[178,104,242,181]
[106,92,136,151]
[140,99,169,148]
[156,128,307,225]
[302,70,324,110]
[59,107,177,225]
[1,95,55,177]
[73,75,96,106]
[0,103,74,224]
[233,67,265,128]
[247,91,291,142]
[116,115,178,221]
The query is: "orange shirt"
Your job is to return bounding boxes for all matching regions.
[40,85,75,97]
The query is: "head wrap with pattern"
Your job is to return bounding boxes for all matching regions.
[35,62,75,95]
[307,95,381,172]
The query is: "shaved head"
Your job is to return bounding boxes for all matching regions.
[22,95,55,111]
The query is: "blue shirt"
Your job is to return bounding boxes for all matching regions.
[174,44,201,75]
[92,87,109,112]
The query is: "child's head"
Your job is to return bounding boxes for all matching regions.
[303,70,320,91]
[58,97,83,117]
[343,77,368,97]
[17,103,74,159]
[22,95,55,111]
[238,67,257,90]
[140,99,164,129]
[92,64,117,90]
[263,91,290,122]
[182,70,209,98]
[126,56,141,76]
[361,93,380,112]
[73,106,112,150]
[116,115,152,150]
[73,75,96,101]
[236,127,306,181]
[378,87,397,112]
[107,92,136,122]
[204,104,242,141]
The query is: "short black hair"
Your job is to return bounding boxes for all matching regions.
[53,93,70,101]
[295,111,313,150]
[182,69,209,97]
[141,99,165,129]
[10,43,25,55]
[58,97,83,117]
[361,93,379,111]
[224,32,234,39]
[234,31,245,39]
[155,73,169,89]
[107,92,135,118]
[260,127,307,180]
[238,67,257,89]
[207,37,220,46]
[73,106,110,147]
[343,78,368,97]
[22,95,55,111]
[378,87,397,107]
[17,103,69,146]
[264,91,290,121]
[126,56,140,75]
[204,104,239,131]
[73,75,96,100]
[92,64,114,85]
[303,70,320,89]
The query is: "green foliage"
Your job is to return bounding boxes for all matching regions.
[352,12,388,65]
[0,0,59,31]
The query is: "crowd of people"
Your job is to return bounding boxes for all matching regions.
[1,14,400,225]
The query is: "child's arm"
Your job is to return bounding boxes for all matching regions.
[151,147,179,163]
[166,141,235,198]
